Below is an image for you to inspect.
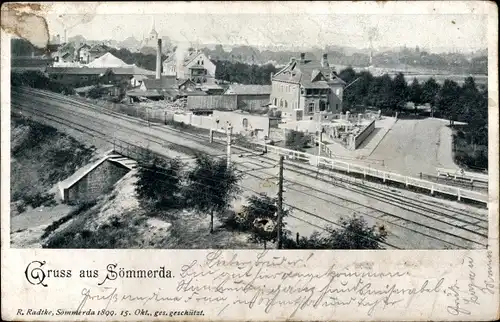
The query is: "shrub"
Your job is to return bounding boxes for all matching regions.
[285,130,311,152]
[284,215,388,250]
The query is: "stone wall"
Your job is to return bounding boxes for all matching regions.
[66,160,130,204]
[352,120,376,149]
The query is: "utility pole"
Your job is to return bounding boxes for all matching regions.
[276,155,284,249]
[226,124,233,168]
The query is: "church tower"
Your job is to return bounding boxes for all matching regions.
[149,17,158,43]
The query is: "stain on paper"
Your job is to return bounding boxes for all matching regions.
[1,2,50,47]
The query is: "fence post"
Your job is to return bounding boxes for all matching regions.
[457,188,461,201]
[405,176,409,187]
[363,168,366,179]
[430,184,434,195]
[347,163,350,173]
[383,172,386,183]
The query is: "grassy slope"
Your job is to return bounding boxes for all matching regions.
[10,114,97,214]
[43,171,258,249]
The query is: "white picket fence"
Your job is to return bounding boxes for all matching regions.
[436,167,488,183]
[250,143,488,204]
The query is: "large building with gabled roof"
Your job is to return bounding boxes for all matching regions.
[162,49,216,84]
[271,53,346,121]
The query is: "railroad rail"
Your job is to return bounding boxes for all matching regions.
[11,87,489,249]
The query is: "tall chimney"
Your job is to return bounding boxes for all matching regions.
[321,53,329,67]
[156,38,162,79]
[270,72,274,81]
[300,53,305,63]
[64,29,67,43]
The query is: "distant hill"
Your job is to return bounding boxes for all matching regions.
[118,36,141,50]
[201,44,487,74]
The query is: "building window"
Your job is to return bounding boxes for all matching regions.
[336,88,341,96]
[273,98,277,105]
[280,99,284,107]
[319,101,326,112]
[284,101,288,108]
[308,103,314,113]
[336,104,339,110]
[301,88,305,95]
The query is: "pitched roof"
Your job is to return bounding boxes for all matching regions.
[78,44,92,50]
[273,58,346,87]
[224,85,272,95]
[142,76,178,90]
[89,44,110,53]
[87,52,130,68]
[163,50,205,66]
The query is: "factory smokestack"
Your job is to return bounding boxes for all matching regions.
[156,38,162,79]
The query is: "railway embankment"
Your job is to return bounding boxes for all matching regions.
[10,114,97,216]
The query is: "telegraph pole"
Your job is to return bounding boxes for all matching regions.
[226,124,233,168]
[276,155,284,249]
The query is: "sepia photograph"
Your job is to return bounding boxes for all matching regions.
[7,6,490,251]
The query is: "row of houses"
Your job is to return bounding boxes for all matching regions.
[13,37,347,124]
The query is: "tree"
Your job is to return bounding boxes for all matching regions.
[135,155,184,210]
[242,195,290,249]
[436,79,461,125]
[391,72,409,112]
[343,71,374,109]
[338,67,357,85]
[458,76,479,122]
[421,78,440,112]
[367,74,393,111]
[184,154,241,233]
[408,78,422,114]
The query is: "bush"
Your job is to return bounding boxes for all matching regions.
[284,215,388,250]
[285,130,311,152]
[22,192,56,210]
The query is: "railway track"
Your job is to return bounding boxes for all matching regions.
[11,87,489,249]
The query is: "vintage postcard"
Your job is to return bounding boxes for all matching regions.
[1,1,499,321]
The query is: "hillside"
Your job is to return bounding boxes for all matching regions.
[42,171,257,249]
[10,114,97,216]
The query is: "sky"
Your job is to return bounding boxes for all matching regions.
[44,7,488,53]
